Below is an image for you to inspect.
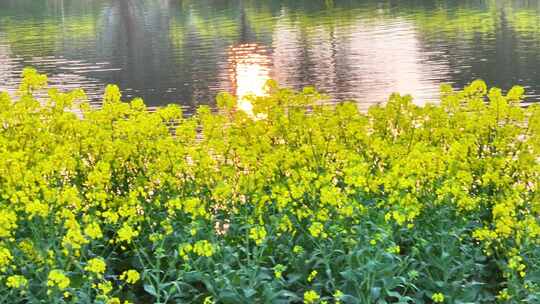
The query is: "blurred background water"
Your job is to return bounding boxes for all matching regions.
[1,0,540,112]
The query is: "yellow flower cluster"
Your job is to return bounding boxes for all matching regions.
[334,290,344,304]
[117,224,139,244]
[432,292,445,303]
[96,280,113,295]
[508,254,526,278]
[120,270,140,284]
[85,258,107,277]
[84,222,103,240]
[62,217,89,256]
[307,270,317,282]
[308,222,327,238]
[249,226,267,245]
[179,243,193,260]
[304,290,320,304]
[274,264,286,279]
[92,281,113,298]
[193,240,214,257]
[6,275,28,289]
[387,245,400,254]
[0,246,13,273]
[496,289,511,301]
[25,200,49,219]
[47,270,70,290]
[0,210,17,238]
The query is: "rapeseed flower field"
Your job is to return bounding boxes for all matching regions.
[0,69,539,303]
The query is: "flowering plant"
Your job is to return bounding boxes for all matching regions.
[0,69,538,303]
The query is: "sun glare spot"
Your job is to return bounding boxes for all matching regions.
[228,43,271,116]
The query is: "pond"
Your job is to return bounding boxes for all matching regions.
[1,0,540,112]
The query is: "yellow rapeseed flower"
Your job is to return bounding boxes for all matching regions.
[0,246,13,272]
[496,289,511,301]
[0,210,17,238]
[432,292,445,303]
[274,264,286,279]
[85,258,107,277]
[278,216,293,232]
[307,270,317,282]
[161,220,173,235]
[179,243,193,260]
[117,224,139,243]
[25,200,49,219]
[387,245,400,254]
[293,245,304,254]
[6,275,28,289]
[308,222,326,238]
[18,239,40,263]
[48,270,70,290]
[107,298,122,304]
[203,296,215,304]
[120,270,140,284]
[193,240,214,257]
[304,290,320,304]
[249,226,267,245]
[61,219,89,254]
[334,290,344,303]
[97,281,113,295]
[107,297,131,304]
[84,222,103,240]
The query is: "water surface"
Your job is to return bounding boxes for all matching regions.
[1,0,540,111]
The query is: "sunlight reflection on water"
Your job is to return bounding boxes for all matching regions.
[228,43,271,115]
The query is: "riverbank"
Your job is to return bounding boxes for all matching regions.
[0,69,539,303]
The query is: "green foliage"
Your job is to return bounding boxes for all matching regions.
[0,68,539,303]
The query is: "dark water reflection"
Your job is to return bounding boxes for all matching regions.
[1,0,540,112]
